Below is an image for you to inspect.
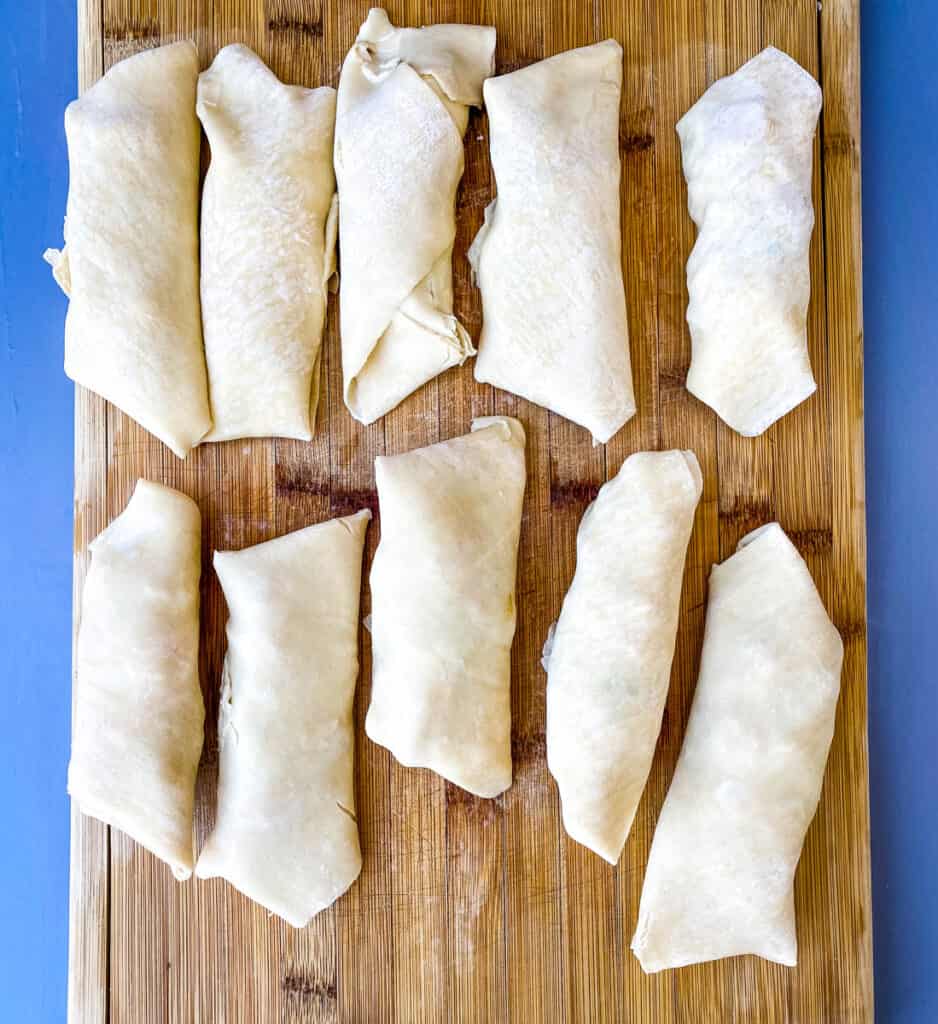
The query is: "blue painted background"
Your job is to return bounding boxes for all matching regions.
[0,2,935,1020]
[0,3,76,1023]
[861,2,938,1021]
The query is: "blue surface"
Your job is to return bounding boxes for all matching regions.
[0,2,935,1020]
[861,2,938,1021]
[0,3,76,1023]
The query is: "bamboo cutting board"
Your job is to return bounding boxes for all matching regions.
[68,0,871,1020]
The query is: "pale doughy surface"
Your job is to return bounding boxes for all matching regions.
[366,417,526,797]
[631,523,843,972]
[68,480,204,880]
[545,450,702,864]
[335,8,494,424]
[196,511,370,927]
[679,46,822,436]
[470,40,635,443]
[198,45,337,442]
[46,42,211,458]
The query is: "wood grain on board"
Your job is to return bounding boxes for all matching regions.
[68,0,871,1020]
